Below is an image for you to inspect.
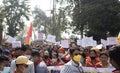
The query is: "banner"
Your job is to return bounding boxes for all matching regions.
[6,36,16,43]
[38,32,44,41]
[47,66,115,73]
[46,35,56,43]
[61,40,69,48]
[12,41,21,48]
[107,37,117,45]
[81,37,94,47]
[101,39,107,47]
[77,39,82,46]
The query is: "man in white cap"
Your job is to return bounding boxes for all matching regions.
[10,46,34,73]
[14,56,33,73]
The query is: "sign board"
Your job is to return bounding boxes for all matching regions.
[93,40,97,47]
[61,40,69,48]
[46,35,56,43]
[12,41,21,48]
[101,39,107,47]
[38,32,44,41]
[81,37,94,47]
[107,37,117,45]
[47,66,115,73]
[77,39,82,46]
[6,36,16,43]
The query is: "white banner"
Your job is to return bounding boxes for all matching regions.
[101,39,107,46]
[47,66,115,73]
[107,37,117,45]
[12,41,21,48]
[38,32,44,41]
[81,37,94,47]
[6,36,16,43]
[77,39,82,46]
[61,40,69,48]
[46,35,56,43]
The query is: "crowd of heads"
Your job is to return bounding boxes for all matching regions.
[0,41,120,72]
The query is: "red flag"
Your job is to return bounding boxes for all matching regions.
[25,22,32,45]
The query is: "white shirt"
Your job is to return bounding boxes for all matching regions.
[10,60,35,73]
[61,59,83,73]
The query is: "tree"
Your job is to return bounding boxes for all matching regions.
[3,0,30,37]
[69,0,120,41]
[32,6,49,36]
[0,5,5,45]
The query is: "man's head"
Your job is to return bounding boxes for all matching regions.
[32,51,40,63]
[69,47,81,64]
[14,47,22,58]
[21,45,32,59]
[109,45,120,69]
[15,56,32,72]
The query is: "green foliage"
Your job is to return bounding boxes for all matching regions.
[32,7,48,33]
[3,0,30,37]
[71,0,120,41]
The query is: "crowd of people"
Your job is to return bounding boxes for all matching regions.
[0,41,120,73]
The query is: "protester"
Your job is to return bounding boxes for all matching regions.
[83,49,89,57]
[0,56,10,73]
[96,53,112,68]
[43,50,52,66]
[51,51,63,66]
[86,49,100,67]
[80,53,86,66]
[109,45,120,73]
[58,47,70,63]
[10,46,34,73]
[14,56,32,73]
[32,51,49,73]
[61,47,84,73]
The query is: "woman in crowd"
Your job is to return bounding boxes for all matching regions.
[51,51,63,66]
[58,47,70,63]
[43,50,52,66]
[109,45,120,73]
[96,53,112,68]
[86,49,100,67]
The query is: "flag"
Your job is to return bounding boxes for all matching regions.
[117,32,120,44]
[25,22,32,45]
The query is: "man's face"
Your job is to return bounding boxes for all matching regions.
[25,50,32,55]
[15,50,22,57]
[32,56,39,63]
[17,64,28,73]
[71,50,80,58]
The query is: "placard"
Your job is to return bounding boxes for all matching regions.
[77,39,82,46]
[6,36,16,43]
[81,37,94,47]
[101,39,107,47]
[12,41,21,48]
[61,40,69,48]
[107,37,117,45]
[38,32,44,41]
[46,35,56,43]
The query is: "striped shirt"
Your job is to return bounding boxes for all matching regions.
[60,59,84,73]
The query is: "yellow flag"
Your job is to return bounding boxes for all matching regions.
[117,32,120,43]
